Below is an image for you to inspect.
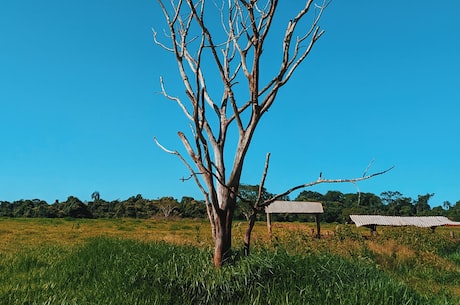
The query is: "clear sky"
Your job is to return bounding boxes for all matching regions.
[1,1,459,207]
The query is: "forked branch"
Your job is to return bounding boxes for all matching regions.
[153,137,210,201]
[259,162,394,208]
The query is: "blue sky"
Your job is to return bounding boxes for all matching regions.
[1,1,459,207]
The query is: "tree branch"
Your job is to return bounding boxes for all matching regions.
[260,166,395,207]
[159,76,194,121]
[153,136,210,203]
[255,152,271,207]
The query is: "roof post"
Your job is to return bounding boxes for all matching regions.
[315,214,321,239]
[266,211,272,238]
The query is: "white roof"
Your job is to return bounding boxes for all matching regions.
[350,215,460,228]
[265,201,323,214]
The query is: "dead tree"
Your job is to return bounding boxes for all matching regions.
[241,153,393,256]
[154,0,390,267]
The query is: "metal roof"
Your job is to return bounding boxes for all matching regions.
[350,215,460,228]
[265,201,323,214]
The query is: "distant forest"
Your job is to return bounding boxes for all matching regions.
[1,187,459,223]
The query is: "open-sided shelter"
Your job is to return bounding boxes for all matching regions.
[265,201,323,238]
[350,215,460,234]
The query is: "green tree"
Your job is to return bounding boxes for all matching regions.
[322,201,343,223]
[58,196,93,218]
[91,191,101,202]
[236,184,272,221]
[382,192,414,216]
[414,193,433,215]
[32,199,57,218]
[118,194,151,218]
[179,197,206,218]
[447,200,460,221]
[88,199,112,218]
[0,201,13,217]
[430,205,445,216]
[13,200,35,217]
[323,191,344,203]
[380,191,403,206]
[359,192,383,213]
[295,190,323,202]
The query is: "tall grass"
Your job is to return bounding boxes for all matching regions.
[267,224,460,298]
[1,237,456,305]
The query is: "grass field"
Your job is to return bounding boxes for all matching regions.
[1,218,459,304]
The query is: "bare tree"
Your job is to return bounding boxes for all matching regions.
[157,197,179,217]
[154,0,390,267]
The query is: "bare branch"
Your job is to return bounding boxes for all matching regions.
[153,136,210,202]
[179,172,207,182]
[351,181,361,205]
[152,29,174,52]
[260,166,395,207]
[363,158,375,177]
[159,77,194,121]
[258,0,327,110]
[255,152,271,207]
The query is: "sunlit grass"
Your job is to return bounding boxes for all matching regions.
[0,217,459,303]
[0,218,214,254]
[1,237,451,305]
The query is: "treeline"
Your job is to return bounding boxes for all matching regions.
[0,194,206,219]
[294,190,460,223]
[1,189,459,222]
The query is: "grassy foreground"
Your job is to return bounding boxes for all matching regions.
[0,218,459,304]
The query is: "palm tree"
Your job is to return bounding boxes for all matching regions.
[91,191,100,202]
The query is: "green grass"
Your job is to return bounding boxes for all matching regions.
[0,218,458,304]
[1,237,456,305]
[450,250,460,264]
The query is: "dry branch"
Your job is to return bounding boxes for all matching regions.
[260,166,395,208]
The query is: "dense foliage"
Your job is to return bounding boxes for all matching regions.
[0,195,205,220]
[295,190,460,222]
[1,189,459,222]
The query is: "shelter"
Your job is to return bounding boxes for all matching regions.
[350,215,460,234]
[265,201,323,238]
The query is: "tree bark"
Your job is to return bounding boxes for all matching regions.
[213,220,226,267]
[243,211,257,256]
[212,206,234,267]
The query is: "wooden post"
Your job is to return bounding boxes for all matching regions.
[315,214,321,238]
[370,224,377,236]
[266,212,272,237]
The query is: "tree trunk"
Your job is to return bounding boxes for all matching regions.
[212,207,234,267]
[243,211,257,256]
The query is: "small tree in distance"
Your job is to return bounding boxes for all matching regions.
[154,0,391,267]
[157,197,180,217]
[91,191,101,202]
